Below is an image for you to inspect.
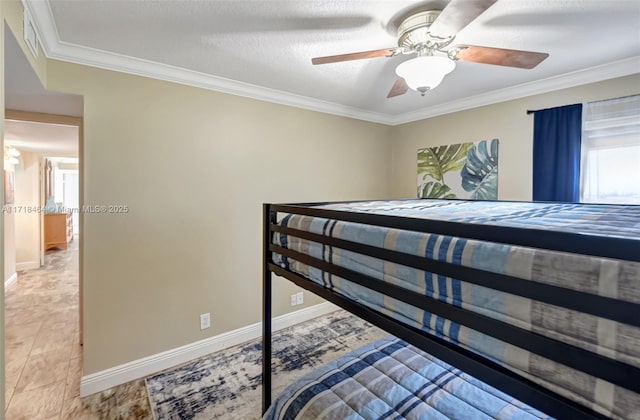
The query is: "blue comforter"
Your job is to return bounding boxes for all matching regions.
[264,337,552,420]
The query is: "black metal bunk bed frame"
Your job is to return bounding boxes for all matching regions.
[262,200,640,418]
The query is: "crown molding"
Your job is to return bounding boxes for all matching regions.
[391,56,640,126]
[24,0,640,127]
[48,41,397,125]
[23,0,395,126]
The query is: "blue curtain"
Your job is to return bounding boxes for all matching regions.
[532,103,583,202]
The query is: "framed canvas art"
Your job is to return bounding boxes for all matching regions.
[418,139,499,200]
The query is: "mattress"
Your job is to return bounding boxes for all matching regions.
[264,337,552,420]
[271,199,640,419]
[315,199,640,239]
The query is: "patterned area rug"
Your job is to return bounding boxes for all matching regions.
[145,310,388,419]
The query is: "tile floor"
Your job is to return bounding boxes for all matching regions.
[4,238,152,419]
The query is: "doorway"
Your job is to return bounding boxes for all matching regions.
[3,113,85,413]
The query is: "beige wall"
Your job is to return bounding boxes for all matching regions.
[14,151,41,269]
[390,74,640,200]
[32,58,640,378]
[47,59,393,374]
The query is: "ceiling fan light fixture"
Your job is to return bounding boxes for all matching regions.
[395,56,455,95]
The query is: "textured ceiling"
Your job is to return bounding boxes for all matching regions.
[26,0,640,122]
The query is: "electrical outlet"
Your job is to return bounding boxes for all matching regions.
[296,291,304,305]
[291,294,297,306]
[200,313,211,330]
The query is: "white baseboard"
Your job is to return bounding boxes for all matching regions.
[16,261,40,271]
[80,301,339,397]
[4,272,18,290]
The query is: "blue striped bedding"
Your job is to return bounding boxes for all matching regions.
[264,337,551,420]
[271,199,640,419]
[317,199,640,239]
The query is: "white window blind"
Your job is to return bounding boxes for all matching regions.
[581,94,640,204]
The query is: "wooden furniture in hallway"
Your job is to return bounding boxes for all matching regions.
[44,212,73,250]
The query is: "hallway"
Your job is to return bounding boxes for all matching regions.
[4,238,81,417]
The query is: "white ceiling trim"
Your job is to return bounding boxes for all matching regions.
[393,56,640,126]
[23,0,395,125]
[50,40,398,125]
[24,0,640,127]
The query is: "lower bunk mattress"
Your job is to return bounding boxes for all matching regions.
[264,337,552,420]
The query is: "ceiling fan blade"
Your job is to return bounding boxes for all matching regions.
[387,77,409,98]
[452,45,549,69]
[312,48,399,65]
[429,0,498,38]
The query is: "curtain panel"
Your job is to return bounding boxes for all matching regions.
[532,103,583,202]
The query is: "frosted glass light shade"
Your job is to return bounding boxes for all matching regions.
[395,56,456,93]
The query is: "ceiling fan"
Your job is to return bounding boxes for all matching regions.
[311,0,549,98]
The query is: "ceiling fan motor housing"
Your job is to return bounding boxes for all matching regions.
[398,10,453,53]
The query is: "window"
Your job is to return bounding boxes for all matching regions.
[581,95,640,204]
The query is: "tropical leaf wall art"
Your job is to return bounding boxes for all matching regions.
[417,139,499,200]
[417,143,472,183]
[461,139,499,200]
[419,181,457,199]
